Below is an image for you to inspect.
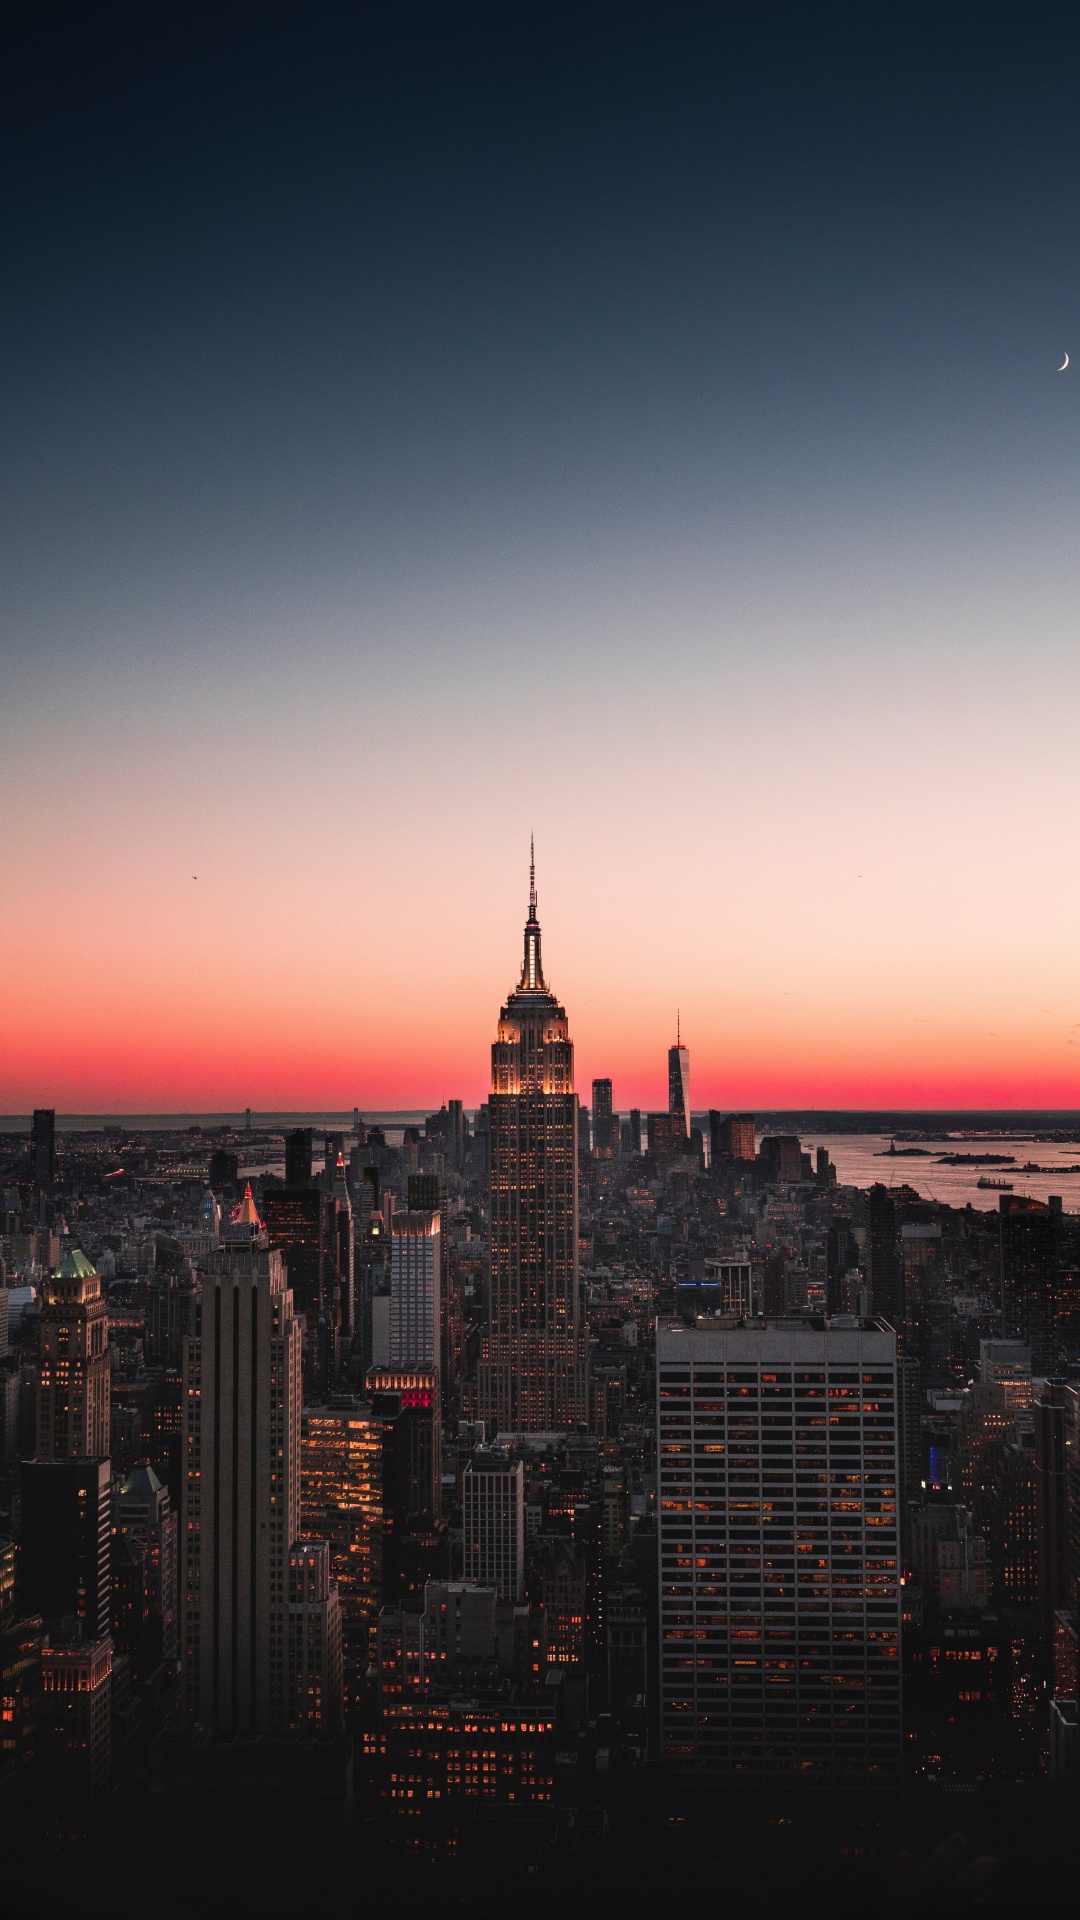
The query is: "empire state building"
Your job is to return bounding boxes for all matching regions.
[479,855,587,1432]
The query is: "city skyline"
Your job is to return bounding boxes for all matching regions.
[7,841,1080,1113]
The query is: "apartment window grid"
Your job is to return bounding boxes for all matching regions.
[658,1324,901,1789]
[390,1218,440,1371]
[463,1464,525,1603]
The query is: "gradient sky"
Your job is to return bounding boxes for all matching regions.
[4,2,1080,1113]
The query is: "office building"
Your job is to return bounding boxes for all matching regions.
[1035,1383,1074,1657]
[301,1401,383,1676]
[657,1318,901,1790]
[36,1248,110,1459]
[1000,1194,1060,1373]
[463,1451,525,1603]
[979,1338,1033,1418]
[480,854,586,1432]
[647,1111,675,1163]
[759,1135,804,1184]
[826,1220,859,1317]
[286,1539,343,1736]
[709,1112,756,1164]
[181,1240,302,1733]
[285,1128,314,1188]
[704,1259,756,1317]
[668,1029,690,1141]
[111,1461,178,1673]
[592,1078,614,1157]
[868,1185,904,1327]
[32,1108,56,1190]
[628,1109,642,1155]
[367,1365,441,1516]
[262,1186,335,1317]
[20,1457,112,1638]
[389,1210,441,1370]
[40,1634,113,1816]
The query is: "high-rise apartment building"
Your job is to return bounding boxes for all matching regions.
[657,1318,901,1790]
[31,1109,56,1190]
[1000,1193,1060,1373]
[389,1211,441,1370]
[463,1451,525,1603]
[36,1249,110,1459]
[668,1031,690,1142]
[20,1457,112,1638]
[592,1079,614,1157]
[181,1241,303,1733]
[480,856,586,1432]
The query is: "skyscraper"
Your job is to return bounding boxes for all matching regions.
[657,1318,901,1790]
[592,1079,614,1157]
[868,1185,904,1328]
[20,1457,112,1638]
[36,1248,110,1459]
[463,1451,525,1603]
[479,852,586,1432]
[285,1127,314,1189]
[668,1024,690,1142]
[111,1461,178,1673]
[301,1401,384,1682]
[31,1109,56,1190]
[709,1112,756,1164]
[181,1240,303,1733]
[389,1210,441,1370]
[1000,1193,1060,1373]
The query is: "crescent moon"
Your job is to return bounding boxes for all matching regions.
[1058,353,1069,371]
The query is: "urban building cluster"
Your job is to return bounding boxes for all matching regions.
[0,871,1077,1884]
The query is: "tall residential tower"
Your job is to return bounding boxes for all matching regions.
[479,852,586,1432]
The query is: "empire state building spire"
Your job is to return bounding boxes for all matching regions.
[520,836,546,993]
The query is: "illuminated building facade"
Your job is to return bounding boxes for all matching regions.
[36,1249,110,1459]
[374,1699,555,1805]
[367,1365,441,1515]
[479,855,586,1432]
[301,1402,383,1673]
[657,1318,901,1790]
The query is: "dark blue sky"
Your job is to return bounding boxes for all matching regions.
[5,3,1080,1107]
